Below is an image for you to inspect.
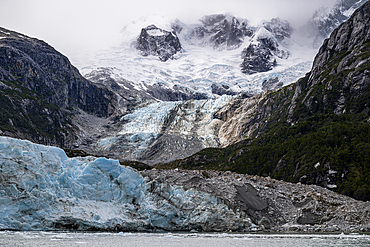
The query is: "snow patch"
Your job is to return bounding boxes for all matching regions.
[147,29,167,36]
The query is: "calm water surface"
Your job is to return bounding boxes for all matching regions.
[1,231,369,247]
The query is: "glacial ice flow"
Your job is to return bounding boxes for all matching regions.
[94,95,235,160]
[0,136,250,231]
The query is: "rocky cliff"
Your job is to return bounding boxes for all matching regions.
[135,25,182,61]
[241,19,291,75]
[0,27,117,147]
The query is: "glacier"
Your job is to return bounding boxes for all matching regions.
[89,95,236,163]
[0,136,251,231]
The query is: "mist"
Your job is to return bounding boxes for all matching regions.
[1,0,338,60]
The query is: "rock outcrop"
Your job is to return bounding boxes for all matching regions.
[262,77,284,91]
[211,84,238,96]
[187,14,253,50]
[240,20,290,75]
[135,25,182,61]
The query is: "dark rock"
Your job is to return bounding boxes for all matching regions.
[263,18,293,42]
[297,210,321,225]
[135,25,182,62]
[240,18,291,75]
[258,217,272,229]
[241,37,278,74]
[262,77,284,91]
[188,14,253,50]
[145,83,208,101]
[235,184,268,211]
[211,84,238,96]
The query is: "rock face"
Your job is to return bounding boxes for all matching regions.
[0,27,117,148]
[211,84,238,96]
[296,0,370,118]
[241,20,290,75]
[136,25,182,61]
[0,28,116,117]
[262,77,284,91]
[187,14,253,50]
[0,137,250,232]
[241,37,278,74]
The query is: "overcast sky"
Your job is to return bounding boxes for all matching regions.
[1,0,338,59]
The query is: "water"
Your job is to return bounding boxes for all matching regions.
[1,232,370,247]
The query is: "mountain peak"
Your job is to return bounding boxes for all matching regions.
[135,24,182,61]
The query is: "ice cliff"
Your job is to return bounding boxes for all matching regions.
[0,136,250,231]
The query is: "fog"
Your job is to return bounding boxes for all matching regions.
[1,0,338,59]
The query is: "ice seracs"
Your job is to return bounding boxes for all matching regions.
[0,136,251,231]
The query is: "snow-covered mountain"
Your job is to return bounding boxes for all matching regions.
[71,0,366,101]
[73,14,316,100]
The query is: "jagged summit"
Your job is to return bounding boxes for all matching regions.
[76,13,317,99]
[135,24,182,62]
[186,13,253,50]
[240,23,290,75]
